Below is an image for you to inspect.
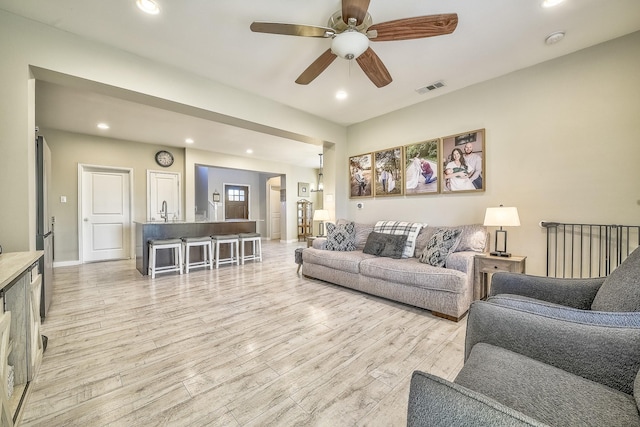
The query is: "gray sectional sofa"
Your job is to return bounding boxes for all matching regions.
[302,222,488,321]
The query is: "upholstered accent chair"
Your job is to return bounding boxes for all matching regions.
[407,246,640,426]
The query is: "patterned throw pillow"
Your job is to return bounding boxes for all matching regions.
[419,228,462,267]
[374,221,424,258]
[325,222,357,251]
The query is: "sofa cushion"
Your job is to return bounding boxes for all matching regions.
[325,222,356,251]
[374,221,424,258]
[416,224,487,256]
[362,232,407,259]
[591,246,640,312]
[419,228,462,267]
[359,257,467,293]
[455,343,640,427]
[302,248,375,274]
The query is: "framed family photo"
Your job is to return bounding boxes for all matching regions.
[298,182,309,197]
[373,147,403,197]
[349,153,373,198]
[404,138,440,196]
[441,129,485,193]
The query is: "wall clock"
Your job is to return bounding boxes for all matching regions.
[155,150,174,167]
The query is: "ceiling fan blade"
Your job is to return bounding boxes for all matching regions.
[295,49,338,85]
[368,14,458,41]
[342,0,371,26]
[250,22,334,38]
[356,48,392,88]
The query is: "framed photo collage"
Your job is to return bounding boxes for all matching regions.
[349,129,485,198]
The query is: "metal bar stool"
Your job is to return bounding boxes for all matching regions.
[211,234,240,268]
[148,238,183,278]
[182,236,213,273]
[239,232,262,264]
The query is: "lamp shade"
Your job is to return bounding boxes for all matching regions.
[313,209,330,222]
[483,206,521,227]
[331,31,369,60]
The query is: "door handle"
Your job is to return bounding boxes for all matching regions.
[84,218,89,222]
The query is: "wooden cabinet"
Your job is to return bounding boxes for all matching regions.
[0,251,44,426]
[297,200,313,241]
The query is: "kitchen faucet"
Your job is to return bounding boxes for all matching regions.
[160,200,168,222]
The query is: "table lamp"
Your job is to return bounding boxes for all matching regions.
[483,205,520,257]
[313,209,330,236]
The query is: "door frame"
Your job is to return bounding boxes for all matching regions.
[78,164,134,263]
[146,169,182,221]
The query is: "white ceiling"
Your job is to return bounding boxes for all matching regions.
[3,0,640,168]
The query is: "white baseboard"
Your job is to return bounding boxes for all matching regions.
[53,260,81,268]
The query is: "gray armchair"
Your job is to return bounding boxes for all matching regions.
[408,247,640,426]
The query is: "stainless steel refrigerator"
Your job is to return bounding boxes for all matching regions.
[36,135,53,319]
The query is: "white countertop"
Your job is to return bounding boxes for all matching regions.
[0,251,43,290]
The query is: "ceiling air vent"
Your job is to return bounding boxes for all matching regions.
[415,80,445,95]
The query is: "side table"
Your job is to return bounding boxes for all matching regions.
[474,254,526,300]
[306,236,317,248]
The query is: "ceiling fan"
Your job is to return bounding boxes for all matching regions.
[250,0,458,88]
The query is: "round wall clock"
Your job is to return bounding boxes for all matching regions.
[155,150,174,167]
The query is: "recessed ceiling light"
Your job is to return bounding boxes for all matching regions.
[545,31,565,45]
[246,149,253,154]
[185,138,194,144]
[336,90,348,100]
[542,0,565,8]
[97,123,110,130]
[136,0,160,15]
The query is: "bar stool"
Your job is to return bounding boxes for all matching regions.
[211,234,240,268]
[181,236,213,273]
[148,238,183,279]
[239,232,262,264]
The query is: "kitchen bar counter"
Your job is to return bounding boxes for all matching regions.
[134,220,256,275]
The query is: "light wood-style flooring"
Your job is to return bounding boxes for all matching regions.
[21,241,466,426]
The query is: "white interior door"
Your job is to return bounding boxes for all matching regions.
[81,166,131,262]
[269,186,281,240]
[148,171,181,221]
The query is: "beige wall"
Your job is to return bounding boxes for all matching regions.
[2,9,638,276]
[346,31,640,275]
[41,129,186,262]
[0,10,345,253]
[42,129,321,262]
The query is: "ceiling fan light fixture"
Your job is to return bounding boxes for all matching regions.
[542,0,565,8]
[136,0,160,15]
[331,31,369,60]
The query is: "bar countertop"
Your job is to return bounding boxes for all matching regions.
[0,251,43,290]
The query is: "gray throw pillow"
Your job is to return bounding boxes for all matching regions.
[325,222,357,251]
[419,228,462,267]
[363,232,408,259]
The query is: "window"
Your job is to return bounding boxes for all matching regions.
[227,188,245,202]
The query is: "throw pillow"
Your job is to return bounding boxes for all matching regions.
[325,222,357,251]
[419,228,462,267]
[363,232,408,259]
[373,221,424,258]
